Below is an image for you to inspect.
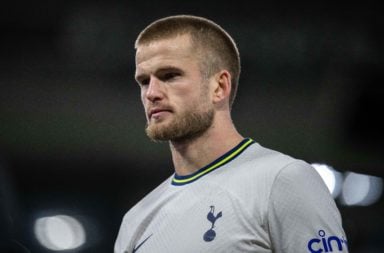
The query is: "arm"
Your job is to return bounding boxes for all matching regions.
[267,161,348,253]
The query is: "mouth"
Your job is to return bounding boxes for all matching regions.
[148,108,173,119]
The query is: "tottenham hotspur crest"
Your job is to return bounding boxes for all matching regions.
[203,206,223,242]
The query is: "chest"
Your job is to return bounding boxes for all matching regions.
[124,184,271,253]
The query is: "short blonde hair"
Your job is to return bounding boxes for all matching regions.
[135,15,241,107]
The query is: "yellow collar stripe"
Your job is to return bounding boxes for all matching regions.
[172,138,254,185]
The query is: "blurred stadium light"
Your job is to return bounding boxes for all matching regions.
[34,214,86,251]
[312,163,383,206]
[312,163,343,198]
[340,172,383,206]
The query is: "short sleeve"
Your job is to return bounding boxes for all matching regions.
[267,161,349,253]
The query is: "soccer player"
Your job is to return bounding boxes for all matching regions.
[114,15,348,253]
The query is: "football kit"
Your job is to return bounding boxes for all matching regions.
[115,138,348,253]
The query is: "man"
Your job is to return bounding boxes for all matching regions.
[115,15,348,253]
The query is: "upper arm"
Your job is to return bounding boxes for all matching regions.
[267,161,349,253]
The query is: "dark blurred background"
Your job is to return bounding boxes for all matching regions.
[0,1,383,252]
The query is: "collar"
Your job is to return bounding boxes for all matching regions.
[171,138,255,186]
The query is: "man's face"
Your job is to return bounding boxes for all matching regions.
[135,34,214,142]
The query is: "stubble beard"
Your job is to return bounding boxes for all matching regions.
[145,105,214,143]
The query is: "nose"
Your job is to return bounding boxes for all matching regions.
[144,77,164,102]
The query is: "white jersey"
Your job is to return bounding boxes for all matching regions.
[115,138,348,253]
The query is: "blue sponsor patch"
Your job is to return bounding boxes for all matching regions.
[307,230,347,253]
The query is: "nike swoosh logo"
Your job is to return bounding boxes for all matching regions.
[132,234,153,253]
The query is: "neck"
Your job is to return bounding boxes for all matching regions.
[169,117,243,176]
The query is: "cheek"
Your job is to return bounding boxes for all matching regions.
[181,95,206,112]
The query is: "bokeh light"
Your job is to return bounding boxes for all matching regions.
[340,172,383,206]
[311,163,343,198]
[34,214,86,251]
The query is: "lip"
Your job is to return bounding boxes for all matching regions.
[148,108,172,119]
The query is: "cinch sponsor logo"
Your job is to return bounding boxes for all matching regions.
[307,230,347,253]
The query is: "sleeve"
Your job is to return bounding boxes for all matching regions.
[267,161,349,253]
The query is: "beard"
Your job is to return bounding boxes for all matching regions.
[145,104,214,142]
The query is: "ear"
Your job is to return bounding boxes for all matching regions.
[212,70,231,105]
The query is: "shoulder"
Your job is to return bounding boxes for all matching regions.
[240,143,329,203]
[270,159,330,200]
[225,142,311,182]
[210,142,316,220]
[266,154,341,228]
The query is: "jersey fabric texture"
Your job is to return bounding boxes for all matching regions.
[115,138,348,253]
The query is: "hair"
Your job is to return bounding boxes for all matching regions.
[135,15,241,108]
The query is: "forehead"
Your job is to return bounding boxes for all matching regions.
[135,35,199,72]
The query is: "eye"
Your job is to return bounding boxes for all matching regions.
[161,72,180,81]
[137,77,150,86]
